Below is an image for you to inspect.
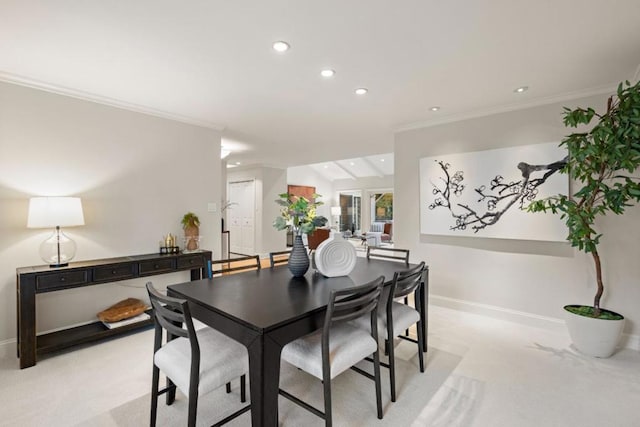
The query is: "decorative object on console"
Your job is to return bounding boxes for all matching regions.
[27,196,85,267]
[314,232,357,277]
[97,297,148,323]
[159,233,179,254]
[273,192,328,277]
[181,212,201,252]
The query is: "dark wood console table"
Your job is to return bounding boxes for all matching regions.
[16,250,212,369]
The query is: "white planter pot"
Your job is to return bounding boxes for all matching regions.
[564,305,625,358]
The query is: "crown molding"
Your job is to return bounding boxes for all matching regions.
[394,83,617,133]
[0,71,225,131]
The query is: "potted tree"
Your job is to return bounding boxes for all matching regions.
[529,80,640,357]
[273,193,327,277]
[181,212,200,252]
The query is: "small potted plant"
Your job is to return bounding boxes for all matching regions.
[528,80,640,357]
[273,193,327,277]
[181,212,200,252]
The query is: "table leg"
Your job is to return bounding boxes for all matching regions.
[248,334,283,427]
[18,283,37,368]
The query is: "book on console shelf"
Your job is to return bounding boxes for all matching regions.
[101,312,151,329]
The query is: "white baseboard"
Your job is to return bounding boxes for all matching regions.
[619,331,640,351]
[0,337,15,347]
[430,295,640,350]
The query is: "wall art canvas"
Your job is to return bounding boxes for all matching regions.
[288,185,316,202]
[419,142,568,241]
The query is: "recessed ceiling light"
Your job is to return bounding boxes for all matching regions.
[514,86,528,93]
[324,165,329,169]
[380,158,385,162]
[349,161,355,166]
[355,88,368,95]
[321,69,335,78]
[272,41,290,52]
[430,106,440,112]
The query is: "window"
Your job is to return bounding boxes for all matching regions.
[338,192,361,233]
[372,192,393,222]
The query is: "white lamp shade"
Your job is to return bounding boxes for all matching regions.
[27,197,85,228]
[330,206,341,216]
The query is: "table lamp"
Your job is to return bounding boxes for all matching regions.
[27,197,85,267]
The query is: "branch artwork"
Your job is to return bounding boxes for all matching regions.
[419,142,569,241]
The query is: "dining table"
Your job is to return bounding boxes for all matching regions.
[167,256,428,427]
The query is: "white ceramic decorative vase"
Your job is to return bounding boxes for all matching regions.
[314,232,357,277]
[564,305,625,358]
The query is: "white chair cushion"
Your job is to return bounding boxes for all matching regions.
[154,327,248,397]
[281,323,377,380]
[370,222,385,232]
[351,301,420,339]
[366,232,382,246]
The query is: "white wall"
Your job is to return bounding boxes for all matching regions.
[0,81,223,343]
[394,94,640,344]
[227,166,287,256]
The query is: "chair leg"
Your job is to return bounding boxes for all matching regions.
[240,374,246,403]
[322,369,332,427]
[166,377,176,405]
[372,348,383,419]
[417,320,425,372]
[187,388,198,427]
[150,365,160,427]
[404,297,410,336]
[416,295,425,372]
[388,332,397,402]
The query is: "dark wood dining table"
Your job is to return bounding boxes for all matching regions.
[167,257,428,427]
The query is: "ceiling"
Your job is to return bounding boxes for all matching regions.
[1,1,639,172]
[307,152,394,181]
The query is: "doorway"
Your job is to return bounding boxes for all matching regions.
[228,180,256,256]
[338,192,361,233]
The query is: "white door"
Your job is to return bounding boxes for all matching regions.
[228,180,255,255]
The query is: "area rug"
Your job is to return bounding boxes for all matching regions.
[80,344,461,427]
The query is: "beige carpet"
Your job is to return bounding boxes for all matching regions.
[80,344,461,427]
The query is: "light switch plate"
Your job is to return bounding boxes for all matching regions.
[207,202,217,212]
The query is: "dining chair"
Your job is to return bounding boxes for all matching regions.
[366,246,411,337]
[279,276,385,426]
[209,254,261,276]
[146,282,250,427]
[269,250,291,268]
[352,261,426,402]
[366,246,410,265]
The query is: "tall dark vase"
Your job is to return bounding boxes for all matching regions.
[288,235,310,277]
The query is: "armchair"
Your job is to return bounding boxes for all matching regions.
[363,222,392,246]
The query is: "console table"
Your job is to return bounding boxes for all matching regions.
[16,250,212,369]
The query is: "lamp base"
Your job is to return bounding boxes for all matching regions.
[49,262,69,268]
[39,227,77,268]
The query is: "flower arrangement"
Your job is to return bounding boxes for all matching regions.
[273,192,328,235]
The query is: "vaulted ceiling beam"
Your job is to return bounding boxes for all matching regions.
[362,157,385,178]
[333,161,357,180]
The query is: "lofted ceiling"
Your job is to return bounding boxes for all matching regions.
[1,1,639,172]
[307,152,394,181]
